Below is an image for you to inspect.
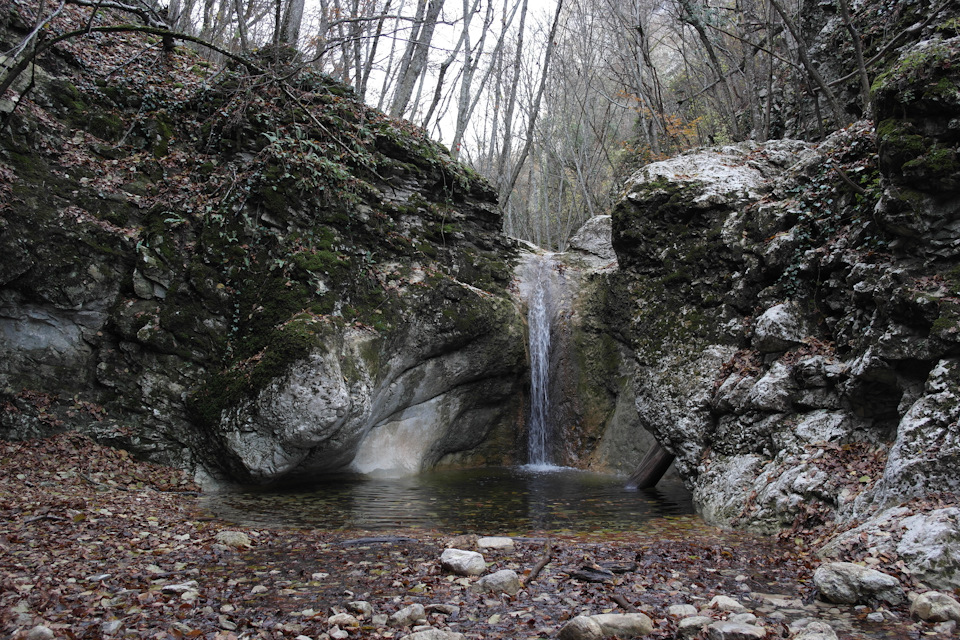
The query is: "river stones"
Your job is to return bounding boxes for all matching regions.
[790,621,838,640]
[401,630,466,640]
[440,548,486,576]
[389,603,426,627]
[590,613,654,637]
[705,620,767,639]
[677,616,714,639]
[476,536,514,551]
[910,590,960,622]
[813,562,905,605]
[327,613,360,628]
[472,569,522,595]
[668,604,699,617]
[557,615,603,640]
[708,595,748,613]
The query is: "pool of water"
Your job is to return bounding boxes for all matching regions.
[202,465,695,534]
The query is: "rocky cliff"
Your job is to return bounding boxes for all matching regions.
[0,5,526,483]
[607,23,960,586]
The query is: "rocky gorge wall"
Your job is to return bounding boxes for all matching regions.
[604,25,960,588]
[0,5,527,484]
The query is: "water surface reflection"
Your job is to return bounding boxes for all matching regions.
[203,466,695,534]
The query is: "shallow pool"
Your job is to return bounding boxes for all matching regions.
[202,465,695,534]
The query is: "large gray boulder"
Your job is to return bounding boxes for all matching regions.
[813,562,905,606]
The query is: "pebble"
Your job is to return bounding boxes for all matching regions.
[676,616,713,640]
[215,530,252,549]
[390,603,427,627]
[708,595,748,613]
[668,604,699,617]
[26,625,55,640]
[328,612,360,628]
[347,600,373,618]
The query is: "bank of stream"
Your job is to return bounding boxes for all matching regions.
[0,433,934,640]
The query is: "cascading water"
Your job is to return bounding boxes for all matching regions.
[526,255,554,467]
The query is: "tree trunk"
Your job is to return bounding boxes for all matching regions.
[501,0,563,207]
[625,442,675,490]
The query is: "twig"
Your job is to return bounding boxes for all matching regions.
[836,167,867,196]
[612,593,638,613]
[523,539,553,586]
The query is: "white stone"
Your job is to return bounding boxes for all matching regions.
[668,604,699,617]
[440,548,486,576]
[401,630,466,640]
[589,613,653,637]
[26,626,55,640]
[708,595,748,613]
[389,603,426,627]
[472,569,521,595]
[677,616,714,639]
[328,613,360,628]
[215,530,252,549]
[476,536,514,551]
[753,302,813,353]
[347,600,373,618]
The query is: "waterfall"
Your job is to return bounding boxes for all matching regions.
[526,255,554,466]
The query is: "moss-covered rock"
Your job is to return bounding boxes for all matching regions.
[0,8,526,482]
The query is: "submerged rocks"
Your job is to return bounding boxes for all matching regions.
[813,562,905,606]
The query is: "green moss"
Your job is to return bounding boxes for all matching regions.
[87,112,125,142]
[903,147,960,176]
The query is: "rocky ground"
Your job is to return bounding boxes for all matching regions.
[2,433,954,640]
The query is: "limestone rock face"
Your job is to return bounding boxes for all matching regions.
[606,82,960,590]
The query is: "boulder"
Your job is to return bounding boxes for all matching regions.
[910,591,960,623]
[440,548,486,576]
[813,562,905,605]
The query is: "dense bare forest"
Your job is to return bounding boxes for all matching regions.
[1,0,931,247]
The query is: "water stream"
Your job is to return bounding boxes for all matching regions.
[527,254,554,466]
